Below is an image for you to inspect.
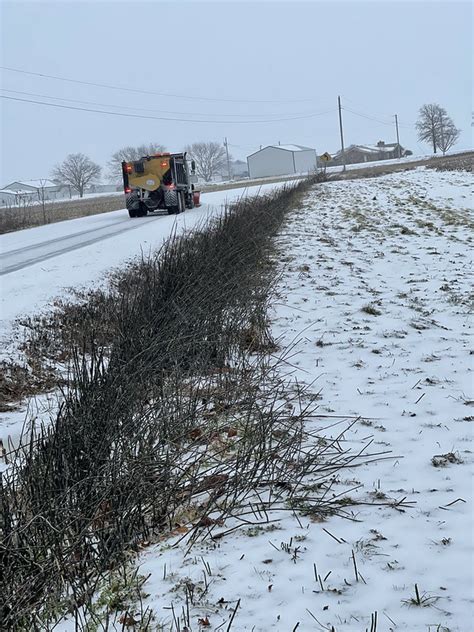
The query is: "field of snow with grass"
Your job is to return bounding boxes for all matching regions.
[130,167,472,632]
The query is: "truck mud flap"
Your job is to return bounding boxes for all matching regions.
[126,192,140,210]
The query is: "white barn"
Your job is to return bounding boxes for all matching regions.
[1,179,65,204]
[247,144,317,179]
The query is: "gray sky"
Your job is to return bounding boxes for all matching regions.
[1,0,472,185]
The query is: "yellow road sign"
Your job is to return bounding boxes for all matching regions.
[320,152,332,162]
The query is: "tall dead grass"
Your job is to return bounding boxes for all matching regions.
[0,177,371,629]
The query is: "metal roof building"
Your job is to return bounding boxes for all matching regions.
[247,144,317,179]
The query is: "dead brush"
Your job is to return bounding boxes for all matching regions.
[18,286,117,366]
[238,323,279,354]
[0,176,380,630]
[0,359,59,410]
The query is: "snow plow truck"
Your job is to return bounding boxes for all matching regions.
[122,152,200,217]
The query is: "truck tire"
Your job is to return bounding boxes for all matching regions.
[137,201,148,217]
[177,191,185,213]
[164,189,178,213]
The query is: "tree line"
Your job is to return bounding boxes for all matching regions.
[49,102,461,197]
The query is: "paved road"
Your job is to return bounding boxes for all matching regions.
[0,212,171,275]
[0,180,287,276]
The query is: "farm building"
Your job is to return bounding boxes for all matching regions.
[329,141,412,166]
[0,180,120,206]
[0,179,65,205]
[247,145,317,179]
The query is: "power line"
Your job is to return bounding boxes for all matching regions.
[0,65,318,105]
[228,142,260,150]
[341,96,417,129]
[1,67,418,129]
[343,106,416,129]
[1,88,335,120]
[342,106,394,126]
[0,94,337,124]
[341,95,397,119]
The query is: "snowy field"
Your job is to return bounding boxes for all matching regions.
[128,167,473,631]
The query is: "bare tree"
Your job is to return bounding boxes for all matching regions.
[107,143,166,182]
[52,153,101,198]
[184,142,228,182]
[416,103,460,155]
[416,104,442,154]
[437,115,460,155]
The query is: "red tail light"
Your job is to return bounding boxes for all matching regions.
[124,164,132,174]
[160,161,168,168]
[125,187,131,194]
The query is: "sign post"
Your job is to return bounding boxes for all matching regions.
[319,152,332,174]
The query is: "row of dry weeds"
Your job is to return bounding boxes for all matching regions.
[0,194,125,234]
[0,176,373,630]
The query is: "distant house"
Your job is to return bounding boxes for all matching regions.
[247,144,317,179]
[85,183,121,194]
[0,189,34,207]
[330,141,412,166]
[0,180,122,206]
[0,179,66,206]
[214,160,249,181]
[230,160,249,179]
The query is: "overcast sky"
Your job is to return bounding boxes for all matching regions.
[0,0,472,185]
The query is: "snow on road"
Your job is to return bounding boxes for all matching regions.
[131,167,473,631]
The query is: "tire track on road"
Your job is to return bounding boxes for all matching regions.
[1,215,164,276]
[2,218,131,258]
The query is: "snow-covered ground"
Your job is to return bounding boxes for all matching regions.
[3,168,473,629]
[130,167,473,631]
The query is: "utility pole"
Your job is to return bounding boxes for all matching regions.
[338,96,346,172]
[394,114,401,158]
[224,137,232,181]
